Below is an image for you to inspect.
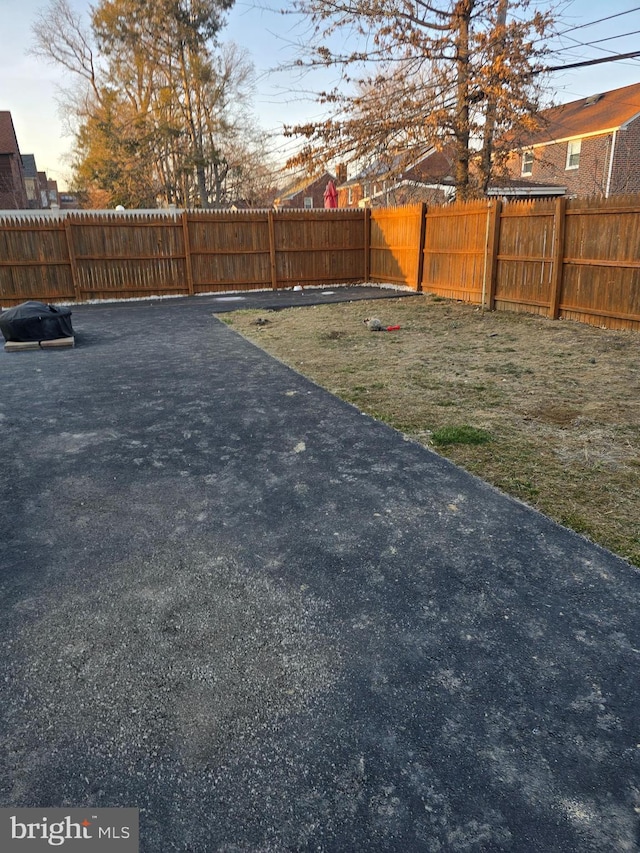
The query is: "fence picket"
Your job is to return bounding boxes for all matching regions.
[1,199,640,331]
[549,197,567,319]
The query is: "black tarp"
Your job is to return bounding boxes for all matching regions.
[0,302,74,343]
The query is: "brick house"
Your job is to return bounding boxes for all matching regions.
[273,171,338,210]
[506,81,640,198]
[59,193,80,210]
[0,111,28,209]
[37,172,50,208]
[338,149,456,208]
[46,178,60,208]
[21,154,43,209]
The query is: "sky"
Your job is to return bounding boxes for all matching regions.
[1,0,640,190]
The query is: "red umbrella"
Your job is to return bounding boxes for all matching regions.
[323,179,338,209]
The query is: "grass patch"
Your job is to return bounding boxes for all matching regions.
[485,361,534,377]
[431,425,492,446]
[498,477,540,500]
[222,293,640,567]
[560,513,596,537]
[320,330,348,341]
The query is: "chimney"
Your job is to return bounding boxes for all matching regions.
[335,163,347,185]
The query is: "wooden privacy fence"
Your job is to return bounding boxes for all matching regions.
[368,195,640,331]
[0,209,366,307]
[1,197,640,330]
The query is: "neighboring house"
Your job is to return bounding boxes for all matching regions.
[486,176,566,201]
[59,193,81,210]
[338,149,456,208]
[22,154,43,209]
[273,171,338,210]
[506,81,640,198]
[0,111,28,209]
[37,172,50,208]
[47,178,60,208]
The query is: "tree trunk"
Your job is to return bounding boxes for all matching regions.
[480,0,509,195]
[454,1,474,199]
[178,41,210,208]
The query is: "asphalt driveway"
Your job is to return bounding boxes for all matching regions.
[1,289,639,851]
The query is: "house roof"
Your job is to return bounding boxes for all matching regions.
[339,147,456,189]
[275,171,336,203]
[404,149,456,185]
[22,154,38,178]
[518,81,640,148]
[0,111,21,156]
[487,177,566,198]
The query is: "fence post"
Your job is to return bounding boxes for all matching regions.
[549,196,567,319]
[485,198,502,311]
[268,210,278,290]
[63,216,82,302]
[181,211,195,296]
[415,203,427,291]
[363,208,371,282]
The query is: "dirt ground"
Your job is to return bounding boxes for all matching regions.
[223,293,640,567]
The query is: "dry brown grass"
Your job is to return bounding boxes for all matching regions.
[222,293,640,566]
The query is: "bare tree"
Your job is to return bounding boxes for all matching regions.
[285,0,557,198]
[31,0,271,208]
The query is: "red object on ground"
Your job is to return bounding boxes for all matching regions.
[386,325,401,331]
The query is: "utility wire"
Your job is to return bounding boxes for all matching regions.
[552,5,640,39]
[547,31,640,69]
[567,27,640,49]
[513,4,640,68]
[544,48,640,73]
[523,3,640,58]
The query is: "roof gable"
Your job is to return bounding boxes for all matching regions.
[521,82,640,147]
[344,147,456,188]
[404,148,455,185]
[0,112,21,156]
[22,154,38,178]
[277,171,336,202]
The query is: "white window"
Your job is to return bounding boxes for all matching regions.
[521,149,534,176]
[566,140,581,170]
[347,187,353,205]
[303,196,313,209]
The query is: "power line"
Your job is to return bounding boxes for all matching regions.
[546,31,640,69]
[524,3,640,61]
[544,48,640,73]
[571,27,640,49]
[552,5,640,39]
[521,5,640,69]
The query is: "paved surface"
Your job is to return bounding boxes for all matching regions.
[1,290,639,852]
[205,284,418,313]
